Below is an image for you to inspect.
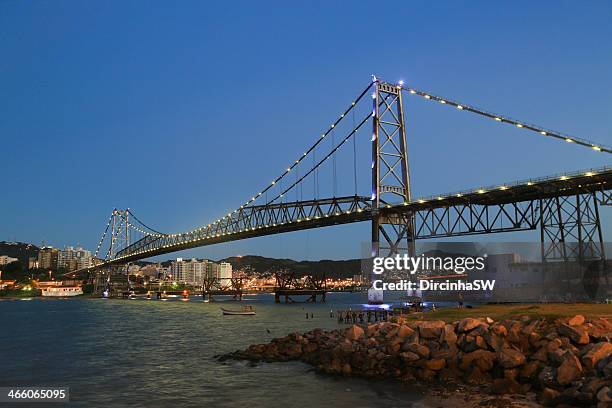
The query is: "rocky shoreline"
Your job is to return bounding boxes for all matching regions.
[220,315,612,407]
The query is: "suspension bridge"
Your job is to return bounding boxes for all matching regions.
[81,77,611,302]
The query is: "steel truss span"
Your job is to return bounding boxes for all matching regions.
[83,78,611,277]
[96,168,611,266]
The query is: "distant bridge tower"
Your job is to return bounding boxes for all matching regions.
[108,209,130,262]
[370,80,415,303]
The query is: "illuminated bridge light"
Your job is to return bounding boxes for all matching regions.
[565,138,574,143]
[560,176,569,180]
[409,90,416,94]
[386,205,391,208]
[585,172,595,176]
[457,105,463,110]
[437,196,443,200]
[403,202,408,206]
[478,189,486,194]
[540,131,547,135]
[440,100,446,104]
[418,199,425,204]
[495,117,502,122]
[516,124,523,128]
[592,146,602,151]
[500,186,508,191]
[527,182,534,186]
[357,209,363,213]
[456,194,463,197]
[424,95,431,99]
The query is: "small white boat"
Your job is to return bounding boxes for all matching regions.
[221,305,256,315]
[41,286,83,297]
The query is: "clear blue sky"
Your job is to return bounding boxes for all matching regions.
[1,1,610,261]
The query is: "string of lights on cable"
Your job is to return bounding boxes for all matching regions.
[393,80,611,154]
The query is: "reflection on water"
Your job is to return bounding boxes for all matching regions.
[0,293,432,407]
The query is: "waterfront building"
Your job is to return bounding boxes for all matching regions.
[57,246,92,271]
[219,262,232,281]
[171,258,209,284]
[37,247,59,270]
[207,262,220,280]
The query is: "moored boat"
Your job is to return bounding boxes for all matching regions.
[41,286,83,297]
[221,305,256,315]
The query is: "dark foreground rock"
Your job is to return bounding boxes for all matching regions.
[220,314,612,407]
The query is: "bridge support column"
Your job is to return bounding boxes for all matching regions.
[540,192,605,262]
[540,192,607,301]
[369,80,415,304]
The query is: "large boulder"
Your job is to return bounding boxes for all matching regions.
[399,351,420,363]
[424,358,446,371]
[440,324,457,346]
[397,325,414,338]
[558,324,590,345]
[583,342,612,369]
[460,349,496,371]
[498,348,526,368]
[457,317,481,333]
[406,342,430,359]
[568,315,586,327]
[416,320,446,339]
[346,325,364,341]
[557,354,583,385]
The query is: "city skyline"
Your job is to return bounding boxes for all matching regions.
[1,1,611,262]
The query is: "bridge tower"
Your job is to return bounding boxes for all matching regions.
[369,80,415,303]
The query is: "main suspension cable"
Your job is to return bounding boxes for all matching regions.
[398,83,611,154]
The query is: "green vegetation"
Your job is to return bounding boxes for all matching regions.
[0,285,37,298]
[404,303,612,322]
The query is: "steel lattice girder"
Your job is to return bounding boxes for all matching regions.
[84,168,612,270]
[112,196,372,263]
[395,200,538,239]
[540,193,605,261]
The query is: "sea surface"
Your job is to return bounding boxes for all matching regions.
[1,293,436,407]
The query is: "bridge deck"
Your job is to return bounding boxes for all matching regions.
[85,167,610,268]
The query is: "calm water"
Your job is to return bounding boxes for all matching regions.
[0,293,432,407]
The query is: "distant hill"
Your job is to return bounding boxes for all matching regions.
[0,241,39,267]
[219,255,362,279]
